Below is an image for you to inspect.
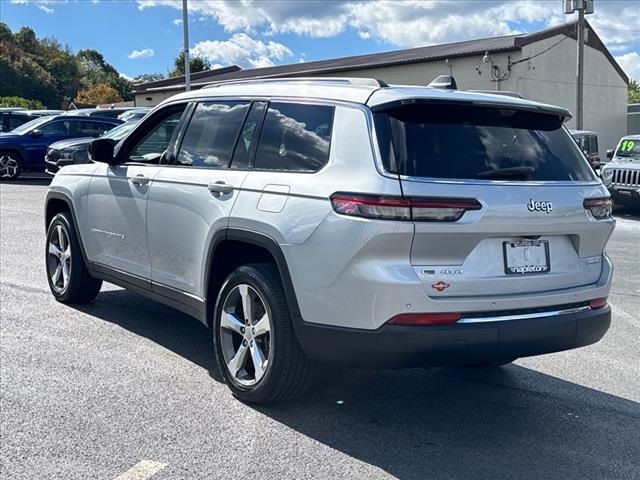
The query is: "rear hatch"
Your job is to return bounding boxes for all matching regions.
[372,100,614,298]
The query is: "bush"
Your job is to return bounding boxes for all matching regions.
[0,96,46,109]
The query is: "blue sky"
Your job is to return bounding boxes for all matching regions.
[2,0,639,80]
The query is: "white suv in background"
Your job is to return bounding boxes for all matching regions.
[45,78,615,404]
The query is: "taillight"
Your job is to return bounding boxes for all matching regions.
[583,197,612,219]
[387,313,461,325]
[589,297,607,309]
[330,193,481,222]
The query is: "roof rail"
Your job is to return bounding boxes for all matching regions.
[202,76,389,89]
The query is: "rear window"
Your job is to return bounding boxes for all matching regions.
[375,103,594,182]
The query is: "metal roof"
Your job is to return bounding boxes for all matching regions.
[134,19,628,95]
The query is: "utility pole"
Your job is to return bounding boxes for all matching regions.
[565,0,594,130]
[182,0,190,91]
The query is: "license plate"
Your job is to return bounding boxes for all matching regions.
[503,240,550,275]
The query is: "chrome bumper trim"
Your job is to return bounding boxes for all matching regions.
[457,306,591,323]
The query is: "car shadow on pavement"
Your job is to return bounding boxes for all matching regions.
[1,176,52,186]
[75,288,640,480]
[613,205,640,221]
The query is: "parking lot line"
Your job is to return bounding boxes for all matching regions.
[114,460,167,480]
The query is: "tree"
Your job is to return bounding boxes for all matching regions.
[133,73,165,83]
[74,83,122,105]
[168,51,210,77]
[0,96,46,109]
[630,80,640,104]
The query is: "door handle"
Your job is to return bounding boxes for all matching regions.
[130,173,150,186]
[208,181,234,195]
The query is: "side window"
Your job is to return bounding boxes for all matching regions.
[8,115,30,130]
[230,101,267,169]
[254,102,334,172]
[590,136,598,154]
[39,121,69,136]
[176,101,249,168]
[128,109,185,162]
[69,120,108,137]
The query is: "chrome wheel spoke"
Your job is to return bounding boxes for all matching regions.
[61,261,70,289]
[48,243,62,257]
[249,342,267,381]
[51,264,62,286]
[227,342,249,377]
[220,312,244,335]
[56,226,66,251]
[239,285,254,324]
[253,314,270,338]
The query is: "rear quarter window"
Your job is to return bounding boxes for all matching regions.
[375,103,595,182]
[253,102,334,172]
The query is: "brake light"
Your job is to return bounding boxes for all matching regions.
[589,297,607,309]
[583,197,612,219]
[387,313,461,325]
[330,193,481,222]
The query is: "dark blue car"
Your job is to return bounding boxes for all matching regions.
[0,115,122,180]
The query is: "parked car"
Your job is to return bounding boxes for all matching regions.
[601,135,640,207]
[44,77,614,404]
[118,108,151,122]
[0,109,63,133]
[570,130,600,170]
[45,120,140,175]
[0,115,122,180]
[62,107,143,119]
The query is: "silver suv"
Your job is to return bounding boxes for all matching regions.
[45,78,615,404]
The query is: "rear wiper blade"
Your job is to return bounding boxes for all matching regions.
[476,166,535,180]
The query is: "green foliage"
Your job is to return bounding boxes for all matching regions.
[168,51,210,77]
[630,80,640,104]
[0,96,46,109]
[0,23,132,107]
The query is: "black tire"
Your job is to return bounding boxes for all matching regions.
[0,151,23,181]
[213,263,312,404]
[45,212,102,303]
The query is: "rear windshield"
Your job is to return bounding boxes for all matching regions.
[374,103,594,182]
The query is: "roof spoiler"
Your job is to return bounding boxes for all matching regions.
[428,75,457,90]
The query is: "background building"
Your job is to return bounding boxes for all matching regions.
[133,21,629,154]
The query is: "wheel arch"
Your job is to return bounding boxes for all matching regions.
[204,229,302,328]
[44,191,91,267]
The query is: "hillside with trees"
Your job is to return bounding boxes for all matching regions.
[0,22,132,108]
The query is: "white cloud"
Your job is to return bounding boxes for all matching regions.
[616,52,640,82]
[173,18,182,26]
[128,48,155,59]
[192,33,292,69]
[37,3,53,14]
[119,72,134,81]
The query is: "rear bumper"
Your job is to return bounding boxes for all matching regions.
[295,305,611,368]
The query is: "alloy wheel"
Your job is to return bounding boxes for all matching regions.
[0,155,19,179]
[47,225,72,293]
[220,284,272,387]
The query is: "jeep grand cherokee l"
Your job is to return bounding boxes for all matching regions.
[44,78,614,404]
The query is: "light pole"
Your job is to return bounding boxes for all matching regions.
[565,0,594,130]
[182,0,190,92]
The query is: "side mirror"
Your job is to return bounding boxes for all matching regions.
[88,138,117,164]
[606,149,614,160]
[30,129,43,138]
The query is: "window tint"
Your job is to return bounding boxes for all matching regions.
[39,120,70,136]
[69,120,109,137]
[376,104,594,182]
[177,101,249,168]
[254,102,333,172]
[129,110,184,162]
[230,101,266,169]
[8,115,31,130]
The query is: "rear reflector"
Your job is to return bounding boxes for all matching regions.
[330,193,481,222]
[387,313,461,325]
[583,197,612,219]
[588,297,608,309]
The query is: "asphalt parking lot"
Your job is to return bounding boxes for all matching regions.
[1,175,639,480]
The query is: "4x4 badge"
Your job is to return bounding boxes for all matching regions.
[431,281,450,292]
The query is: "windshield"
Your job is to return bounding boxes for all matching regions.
[101,121,137,140]
[9,116,54,135]
[615,138,640,160]
[374,103,594,182]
